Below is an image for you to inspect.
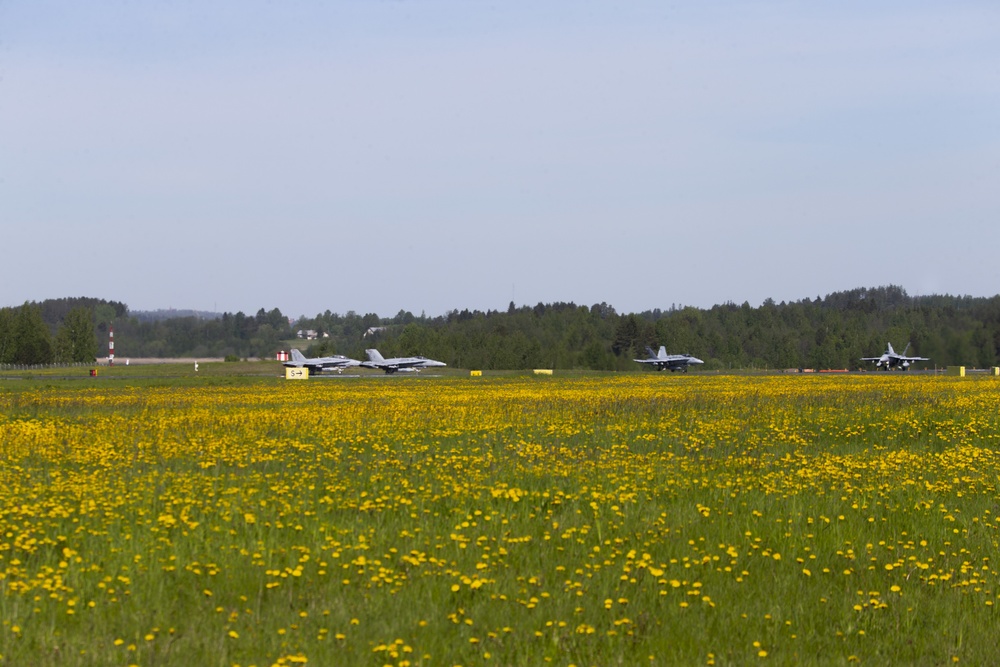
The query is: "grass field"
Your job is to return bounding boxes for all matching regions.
[2,372,999,665]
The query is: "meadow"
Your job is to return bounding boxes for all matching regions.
[1,372,999,666]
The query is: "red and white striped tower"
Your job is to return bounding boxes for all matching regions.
[108,324,115,366]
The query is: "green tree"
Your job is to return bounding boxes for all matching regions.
[12,303,54,365]
[0,308,14,363]
[94,303,117,330]
[54,307,98,362]
[611,314,641,357]
[249,324,282,358]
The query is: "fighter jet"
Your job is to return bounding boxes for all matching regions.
[361,348,447,374]
[861,342,929,371]
[634,346,704,372]
[283,348,361,374]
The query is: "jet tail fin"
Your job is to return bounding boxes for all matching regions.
[658,346,668,360]
[365,349,385,362]
[291,349,306,362]
[887,343,896,355]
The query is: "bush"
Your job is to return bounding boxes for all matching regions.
[224,354,240,362]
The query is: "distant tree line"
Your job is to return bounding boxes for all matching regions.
[5,286,1000,369]
[0,299,111,365]
[114,308,290,359]
[300,286,1000,371]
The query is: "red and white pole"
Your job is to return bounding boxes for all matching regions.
[109,324,115,366]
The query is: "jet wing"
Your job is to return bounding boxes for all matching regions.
[362,359,420,370]
[292,356,360,373]
[321,356,360,368]
[393,360,426,369]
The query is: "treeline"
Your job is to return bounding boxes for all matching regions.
[0,299,111,365]
[301,286,999,371]
[2,299,291,363]
[6,286,1000,369]
[115,308,289,358]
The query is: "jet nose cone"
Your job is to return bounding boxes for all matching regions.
[689,357,704,365]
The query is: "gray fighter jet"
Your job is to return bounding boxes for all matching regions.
[861,342,929,371]
[361,349,447,374]
[634,346,704,372]
[283,348,361,374]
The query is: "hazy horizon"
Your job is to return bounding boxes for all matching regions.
[14,283,996,322]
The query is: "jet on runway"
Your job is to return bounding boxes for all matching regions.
[283,348,361,374]
[634,346,704,372]
[361,349,447,374]
[861,342,929,371]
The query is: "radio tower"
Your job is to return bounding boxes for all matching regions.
[109,324,115,366]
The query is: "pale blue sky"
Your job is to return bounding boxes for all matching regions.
[3,1,999,318]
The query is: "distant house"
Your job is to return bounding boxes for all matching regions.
[364,326,386,338]
[296,329,319,340]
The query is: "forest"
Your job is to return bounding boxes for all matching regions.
[3,286,999,370]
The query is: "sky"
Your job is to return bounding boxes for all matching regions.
[3,1,999,319]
